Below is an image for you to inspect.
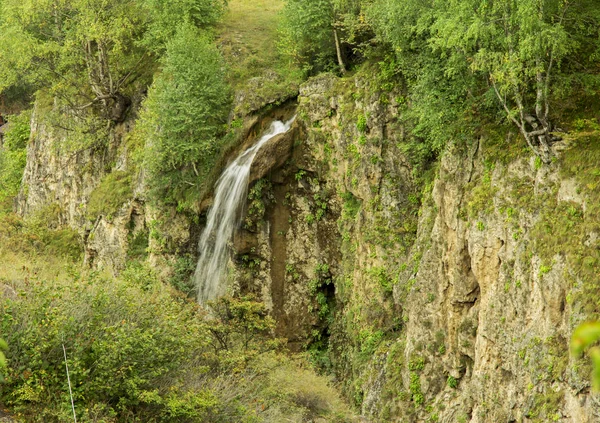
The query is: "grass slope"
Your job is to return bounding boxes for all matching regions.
[217,0,299,89]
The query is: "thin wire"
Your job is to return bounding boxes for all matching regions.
[62,344,77,423]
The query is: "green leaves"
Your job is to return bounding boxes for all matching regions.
[0,0,225,127]
[0,270,213,421]
[140,23,231,210]
[141,0,225,53]
[364,0,600,162]
[571,322,600,391]
[279,0,336,75]
[0,110,31,204]
[0,338,7,369]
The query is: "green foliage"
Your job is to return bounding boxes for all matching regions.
[127,229,150,261]
[141,0,225,53]
[87,171,133,221]
[279,0,373,75]
[571,322,600,391]
[168,254,197,295]
[140,24,231,210]
[367,266,393,294]
[0,338,7,371]
[340,191,361,220]
[0,204,83,261]
[366,0,600,160]
[278,0,336,75]
[0,0,151,123]
[245,179,274,231]
[0,271,214,421]
[446,375,458,389]
[2,110,31,151]
[0,262,353,422]
[0,0,226,120]
[356,114,367,133]
[0,110,30,204]
[409,372,424,406]
[206,296,279,366]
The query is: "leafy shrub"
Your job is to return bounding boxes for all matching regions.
[278,0,336,75]
[0,258,358,422]
[0,271,215,421]
[141,0,225,53]
[206,296,279,366]
[169,254,197,295]
[0,203,83,261]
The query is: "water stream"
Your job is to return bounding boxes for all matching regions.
[194,116,296,303]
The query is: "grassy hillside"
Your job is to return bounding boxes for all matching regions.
[217,0,286,87]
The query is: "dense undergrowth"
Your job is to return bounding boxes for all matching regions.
[0,244,356,422]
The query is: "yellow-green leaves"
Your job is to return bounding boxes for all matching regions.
[0,338,7,369]
[571,322,600,391]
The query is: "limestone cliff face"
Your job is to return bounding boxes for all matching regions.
[240,74,600,422]
[15,71,600,422]
[14,108,153,274]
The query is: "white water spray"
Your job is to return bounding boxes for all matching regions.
[194,116,296,303]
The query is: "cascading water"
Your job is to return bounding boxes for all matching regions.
[194,116,296,303]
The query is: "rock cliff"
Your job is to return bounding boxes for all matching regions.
[15,71,600,422]
[236,73,600,422]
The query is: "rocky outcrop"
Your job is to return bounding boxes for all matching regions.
[232,71,299,119]
[0,407,17,422]
[15,111,119,227]
[13,67,600,422]
[249,124,298,183]
[233,73,600,422]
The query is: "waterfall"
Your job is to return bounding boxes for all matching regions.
[194,116,296,303]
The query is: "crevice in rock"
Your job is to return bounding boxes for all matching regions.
[267,182,290,332]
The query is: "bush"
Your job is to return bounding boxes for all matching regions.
[169,254,197,295]
[0,203,83,261]
[278,0,336,75]
[0,271,214,421]
[0,265,359,422]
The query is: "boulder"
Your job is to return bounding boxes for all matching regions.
[250,124,298,183]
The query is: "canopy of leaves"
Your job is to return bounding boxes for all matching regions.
[364,0,600,159]
[141,0,226,54]
[278,0,373,75]
[0,0,225,123]
[279,0,336,75]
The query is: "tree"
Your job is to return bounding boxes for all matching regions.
[429,0,579,163]
[139,24,231,209]
[141,0,225,54]
[0,0,150,122]
[0,0,226,123]
[279,0,372,75]
[279,0,337,74]
[206,296,277,359]
[367,0,600,162]
[366,0,478,164]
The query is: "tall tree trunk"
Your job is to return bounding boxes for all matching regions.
[334,29,346,74]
